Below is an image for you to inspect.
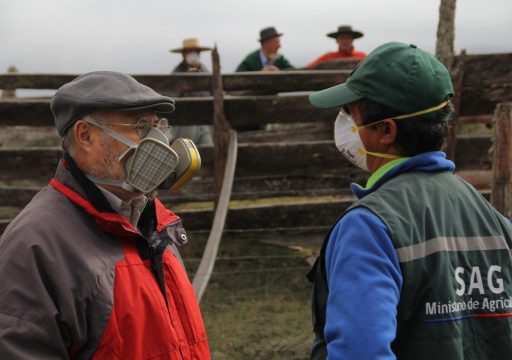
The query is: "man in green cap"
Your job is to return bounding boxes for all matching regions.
[307,42,512,359]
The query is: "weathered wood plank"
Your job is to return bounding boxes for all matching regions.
[9,170,490,208]
[459,114,492,125]
[2,91,509,129]
[0,71,350,93]
[308,59,361,70]
[457,53,512,115]
[1,168,491,209]
[1,198,353,234]
[0,174,359,207]
[0,147,62,181]
[490,103,512,217]
[1,201,347,235]
[1,53,510,118]
[0,187,44,206]
[453,134,492,170]
[0,74,211,92]
[0,189,494,236]
[0,96,339,127]
[0,136,492,181]
[223,70,350,91]
[461,53,512,86]
[460,83,512,116]
[168,199,354,232]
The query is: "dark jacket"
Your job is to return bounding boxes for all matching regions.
[235,49,294,71]
[172,60,209,74]
[0,157,210,359]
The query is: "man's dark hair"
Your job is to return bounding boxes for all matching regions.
[357,98,453,156]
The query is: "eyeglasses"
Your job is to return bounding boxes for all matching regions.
[96,117,170,138]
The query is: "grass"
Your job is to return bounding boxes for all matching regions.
[181,233,314,360]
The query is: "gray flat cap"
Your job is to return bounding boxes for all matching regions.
[51,71,175,136]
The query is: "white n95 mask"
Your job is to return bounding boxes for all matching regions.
[185,52,200,66]
[334,109,402,171]
[334,109,369,171]
[84,116,179,194]
[334,100,450,170]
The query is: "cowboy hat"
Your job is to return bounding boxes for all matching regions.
[170,38,212,53]
[327,25,364,39]
[258,27,283,42]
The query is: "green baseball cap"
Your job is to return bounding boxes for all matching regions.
[309,42,454,121]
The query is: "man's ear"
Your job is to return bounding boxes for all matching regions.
[378,119,398,145]
[73,120,98,153]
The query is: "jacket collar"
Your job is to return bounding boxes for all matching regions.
[51,155,180,238]
[351,151,455,199]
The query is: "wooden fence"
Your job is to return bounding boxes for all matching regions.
[1,52,511,239]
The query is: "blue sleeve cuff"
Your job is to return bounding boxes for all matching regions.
[324,207,402,360]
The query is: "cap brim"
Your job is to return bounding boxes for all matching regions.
[327,31,364,39]
[119,101,175,114]
[259,33,283,42]
[309,83,362,109]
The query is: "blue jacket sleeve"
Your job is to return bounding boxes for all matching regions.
[324,207,402,360]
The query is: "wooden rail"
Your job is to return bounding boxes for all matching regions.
[0,135,493,182]
[1,53,511,236]
[0,96,339,127]
[0,71,350,93]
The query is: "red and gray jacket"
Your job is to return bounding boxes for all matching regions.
[0,156,210,359]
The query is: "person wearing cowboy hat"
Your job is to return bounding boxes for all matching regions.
[170,38,212,73]
[306,25,367,68]
[235,26,294,72]
[168,38,214,145]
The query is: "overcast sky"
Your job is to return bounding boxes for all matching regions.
[1,0,511,75]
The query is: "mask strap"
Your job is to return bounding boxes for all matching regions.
[351,100,449,132]
[84,173,125,188]
[361,149,403,159]
[394,100,449,120]
[83,116,138,148]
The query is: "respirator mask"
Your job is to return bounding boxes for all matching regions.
[334,108,401,171]
[84,116,201,194]
[334,100,450,170]
[185,52,200,66]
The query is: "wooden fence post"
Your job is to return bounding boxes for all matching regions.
[211,45,231,207]
[445,49,466,161]
[435,0,457,70]
[436,0,459,160]
[1,66,18,99]
[192,45,237,302]
[491,102,512,217]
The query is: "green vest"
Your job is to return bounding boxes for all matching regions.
[309,170,512,360]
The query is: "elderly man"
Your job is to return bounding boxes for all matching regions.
[307,42,512,359]
[306,25,367,68]
[0,71,210,359]
[235,26,294,72]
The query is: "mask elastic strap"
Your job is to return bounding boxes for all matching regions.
[84,173,126,188]
[351,100,449,132]
[83,116,138,149]
[359,149,403,159]
[394,100,449,120]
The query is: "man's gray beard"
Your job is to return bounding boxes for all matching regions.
[88,133,125,182]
